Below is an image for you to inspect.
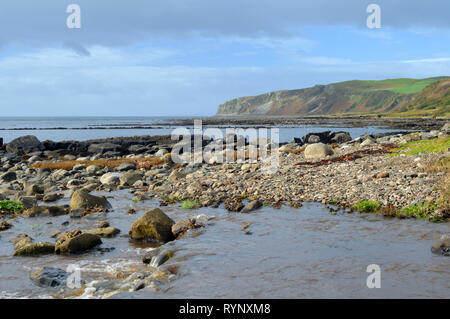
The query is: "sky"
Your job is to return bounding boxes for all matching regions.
[0,0,449,116]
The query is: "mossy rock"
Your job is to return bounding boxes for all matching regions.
[14,242,55,256]
[129,208,175,243]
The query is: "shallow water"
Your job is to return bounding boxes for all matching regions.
[0,190,448,299]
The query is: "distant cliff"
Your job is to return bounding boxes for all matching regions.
[216,77,450,116]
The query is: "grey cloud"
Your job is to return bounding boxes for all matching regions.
[0,0,449,48]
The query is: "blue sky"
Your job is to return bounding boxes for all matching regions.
[0,0,449,116]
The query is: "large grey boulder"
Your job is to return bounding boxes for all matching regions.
[70,189,112,211]
[6,135,43,154]
[304,143,334,159]
[120,171,143,186]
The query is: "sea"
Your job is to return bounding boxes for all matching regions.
[0,116,412,143]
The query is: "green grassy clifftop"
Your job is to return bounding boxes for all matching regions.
[216,77,450,117]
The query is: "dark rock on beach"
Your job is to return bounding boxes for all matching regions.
[129,208,175,243]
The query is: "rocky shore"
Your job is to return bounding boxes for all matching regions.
[0,122,449,297]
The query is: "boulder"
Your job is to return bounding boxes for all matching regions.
[304,143,334,159]
[30,267,68,287]
[240,200,263,213]
[6,135,43,154]
[14,242,55,256]
[129,208,175,242]
[55,232,102,254]
[70,189,112,211]
[100,172,121,185]
[440,122,450,134]
[120,171,143,186]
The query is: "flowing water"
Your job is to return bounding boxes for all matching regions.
[0,190,448,299]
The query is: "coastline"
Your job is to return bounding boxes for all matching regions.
[0,120,449,298]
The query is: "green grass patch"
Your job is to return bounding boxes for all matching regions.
[353,200,380,213]
[388,136,450,157]
[400,203,437,219]
[0,200,24,213]
[181,200,200,210]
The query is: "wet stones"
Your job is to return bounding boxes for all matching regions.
[224,198,244,212]
[128,208,175,243]
[84,227,120,238]
[431,237,450,256]
[30,267,68,288]
[23,205,69,217]
[87,143,121,155]
[25,184,44,196]
[171,218,200,237]
[0,171,17,183]
[14,241,55,256]
[43,193,64,202]
[69,189,112,211]
[149,250,173,268]
[115,163,136,172]
[17,196,37,209]
[0,221,12,231]
[240,200,263,213]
